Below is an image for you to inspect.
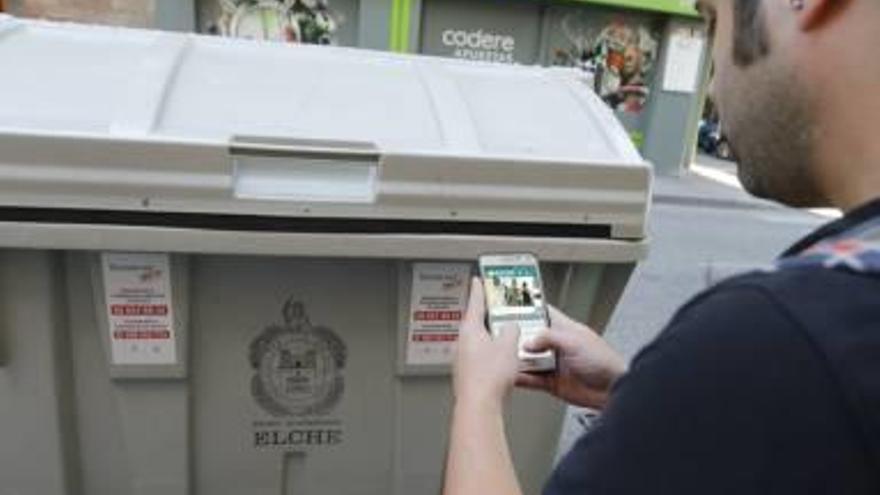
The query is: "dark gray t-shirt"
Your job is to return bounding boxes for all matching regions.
[545,200,880,494]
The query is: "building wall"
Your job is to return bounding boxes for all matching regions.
[356,0,391,50]
[6,0,155,27]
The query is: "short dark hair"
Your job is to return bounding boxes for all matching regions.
[733,0,770,66]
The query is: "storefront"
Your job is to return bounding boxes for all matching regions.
[5,0,709,174]
[419,0,542,65]
[415,0,709,173]
[195,0,360,47]
[188,0,709,174]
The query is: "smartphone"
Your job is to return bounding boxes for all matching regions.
[478,253,555,372]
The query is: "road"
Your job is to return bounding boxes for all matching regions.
[605,201,825,359]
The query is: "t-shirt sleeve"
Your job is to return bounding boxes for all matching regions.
[543,284,856,494]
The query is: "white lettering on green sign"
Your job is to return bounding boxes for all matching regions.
[441,28,516,63]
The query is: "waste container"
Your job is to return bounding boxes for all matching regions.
[0,15,651,495]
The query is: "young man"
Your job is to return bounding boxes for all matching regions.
[444,0,880,493]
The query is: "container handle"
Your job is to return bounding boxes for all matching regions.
[230,136,380,204]
[230,136,380,162]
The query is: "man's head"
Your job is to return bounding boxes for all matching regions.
[698,0,880,209]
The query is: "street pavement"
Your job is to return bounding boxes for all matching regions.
[553,154,830,459]
[607,154,829,358]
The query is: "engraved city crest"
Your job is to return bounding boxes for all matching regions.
[249,299,347,417]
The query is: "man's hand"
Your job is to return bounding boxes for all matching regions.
[453,277,521,410]
[444,277,523,495]
[515,306,626,410]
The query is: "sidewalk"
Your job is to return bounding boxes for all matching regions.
[653,154,842,220]
[652,154,780,211]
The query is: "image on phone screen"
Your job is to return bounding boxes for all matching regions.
[482,265,544,316]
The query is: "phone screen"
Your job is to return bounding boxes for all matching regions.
[480,257,553,369]
[483,265,545,320]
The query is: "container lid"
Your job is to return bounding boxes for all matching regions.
[0,15,651,259]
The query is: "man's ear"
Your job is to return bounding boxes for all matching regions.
[795,0,847,30]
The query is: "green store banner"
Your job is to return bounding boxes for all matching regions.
[573,0,699,17]
[393,0,698,53]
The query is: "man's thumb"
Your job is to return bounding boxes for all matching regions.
[497,323,521,348]
[523,331,559,353]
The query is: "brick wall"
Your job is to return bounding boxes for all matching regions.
[7,0,155,27]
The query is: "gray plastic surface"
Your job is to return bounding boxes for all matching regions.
[0,16,652,240]
[0,250,635,495]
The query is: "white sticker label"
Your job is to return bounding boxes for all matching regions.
[101,253,176,365]
[662,26,706,93]
[406,263,471,366]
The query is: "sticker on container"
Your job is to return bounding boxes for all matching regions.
[406,263,471,365]
[101,252,176,365]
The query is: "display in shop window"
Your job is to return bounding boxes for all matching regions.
[208,0,343,44]
[552,14,662,115]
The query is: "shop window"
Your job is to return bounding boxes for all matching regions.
[198,0,358,47]
[544,7,664,116]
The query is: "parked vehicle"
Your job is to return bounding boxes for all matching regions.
[698,118,733,160]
